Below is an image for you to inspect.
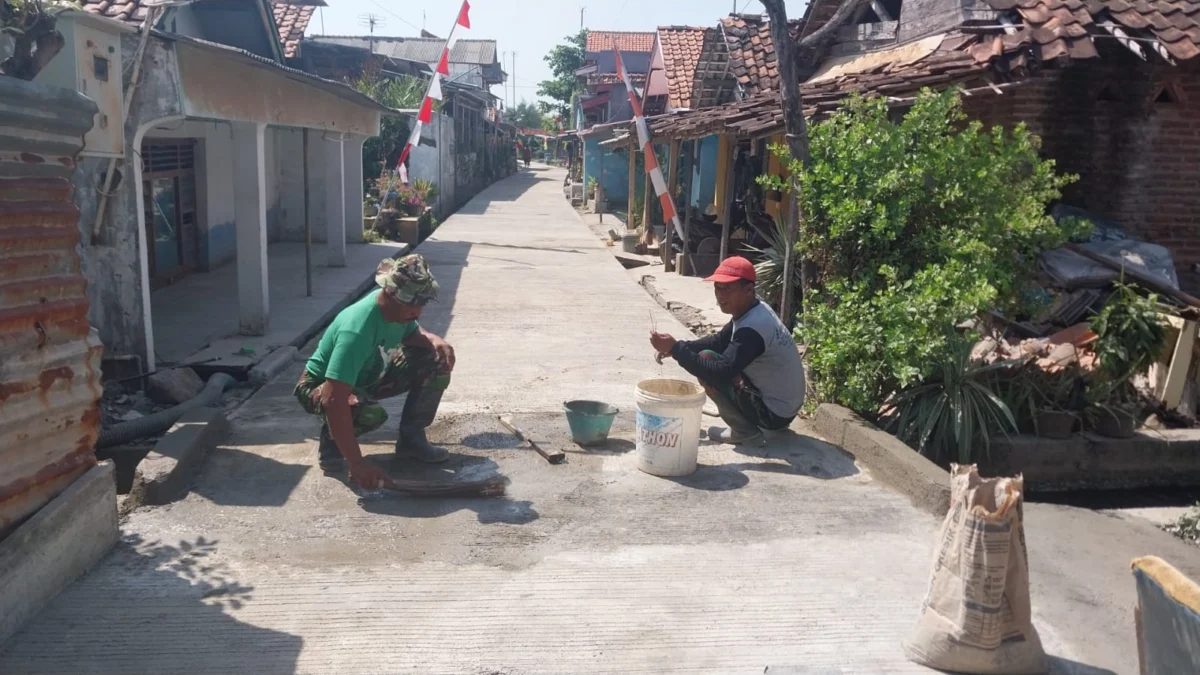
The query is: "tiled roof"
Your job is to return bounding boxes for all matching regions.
[81,0,150,23]
[273,1,319,59]
[80,0,326,58]
[599,33,995,142]
[658,26,707,109]
[719,14,805,96]
[972,0,1200,67]
[587,31,656,53]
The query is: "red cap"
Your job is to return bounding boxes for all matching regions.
[705,256,757,283]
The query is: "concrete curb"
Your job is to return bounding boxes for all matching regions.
[248,346,298,386]
[287,244,410,351]
[814,404,951,516]
[0,462,118,646]
[128,409,230,507]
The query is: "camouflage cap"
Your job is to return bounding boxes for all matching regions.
[376,254,439,305]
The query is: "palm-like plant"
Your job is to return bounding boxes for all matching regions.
[887,336,1020,465]
[745,215,803,306]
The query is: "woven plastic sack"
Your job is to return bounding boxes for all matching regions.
[904,464,1048,674]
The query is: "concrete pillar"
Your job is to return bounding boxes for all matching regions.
[325,134,346,267]
[232,121,269,336]
[343,135,366,244]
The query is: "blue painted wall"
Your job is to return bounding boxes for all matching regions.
[583,137,631,205]
[587,51,651,74]
[690,135,719,210]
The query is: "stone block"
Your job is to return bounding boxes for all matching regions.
[129,409,230,506]
[0,462,118,645]
[146,367,204,405]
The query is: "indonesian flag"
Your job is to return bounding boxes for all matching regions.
[428,75,443,101]
[436,48,450,76]
[457,0,471,29]
[418,97,433,124]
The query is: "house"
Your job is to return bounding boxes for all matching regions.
[303,35,505,91]
[576,31,657,128]
[54,3,393,373]
[599,0,1200,286]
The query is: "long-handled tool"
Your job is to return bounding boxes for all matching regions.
[499,415,566,464]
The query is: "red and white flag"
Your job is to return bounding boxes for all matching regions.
[615,50,682,239]
[398,0,471,169]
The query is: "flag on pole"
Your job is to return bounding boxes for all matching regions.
[615,49,683,239]
[397,0,471,171]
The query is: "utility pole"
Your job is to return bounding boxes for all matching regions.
[580,5,586,29]
[512,51,518,111]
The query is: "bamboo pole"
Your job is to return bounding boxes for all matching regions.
[664,139,680,271]
[627,148,636,233]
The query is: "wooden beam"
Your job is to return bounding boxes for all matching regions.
[642,150,653,236]
[627,148,636,232]
[664,139,681,271]
[719,137,736,261]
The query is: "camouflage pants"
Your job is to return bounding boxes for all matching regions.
[294,347,451,436]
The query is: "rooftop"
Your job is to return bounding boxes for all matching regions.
[586,30,656,53]
[657,26,708,109]
[307,36,499,65]
[719,13,805,96]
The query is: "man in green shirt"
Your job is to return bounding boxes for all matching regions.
[294,254,455,489]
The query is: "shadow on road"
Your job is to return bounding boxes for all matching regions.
[452,170,546,215]
[674,430,860,492]
[355,451,540,525]
[0,534,302,674]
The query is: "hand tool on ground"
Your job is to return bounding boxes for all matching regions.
[357,475,509,504]
[498,415,566,464]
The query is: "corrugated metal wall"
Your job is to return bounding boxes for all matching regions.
[0,78,104,539]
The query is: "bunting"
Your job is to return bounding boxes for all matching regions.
[398,0,471,170]
[615,50,683,242]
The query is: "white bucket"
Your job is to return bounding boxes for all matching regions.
[635,379,706,477]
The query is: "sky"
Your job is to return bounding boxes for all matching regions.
[306,0,808,107]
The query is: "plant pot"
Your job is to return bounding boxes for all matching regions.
[1034,409,1076,439]
[1092,410,1137,438]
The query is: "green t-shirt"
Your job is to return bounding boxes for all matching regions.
[305,289,418,388]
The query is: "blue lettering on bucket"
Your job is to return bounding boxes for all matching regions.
[637,411,682,449]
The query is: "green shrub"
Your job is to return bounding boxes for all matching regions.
[770,90,1082,417]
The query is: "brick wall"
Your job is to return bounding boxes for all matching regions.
[962,44,1200,290]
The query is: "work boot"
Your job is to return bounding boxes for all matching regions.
[317,425,345,473]
[395,385,450,463]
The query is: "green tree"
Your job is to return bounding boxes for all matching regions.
[508,101,543,129]
[538,29,587,122]
[352,70,427,178]
[766,90,1082,416]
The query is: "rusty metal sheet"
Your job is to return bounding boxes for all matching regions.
[0,78,103,540]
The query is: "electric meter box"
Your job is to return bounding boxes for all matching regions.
[34,14,126,158]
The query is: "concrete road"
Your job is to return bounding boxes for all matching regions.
[0,166,1180,674]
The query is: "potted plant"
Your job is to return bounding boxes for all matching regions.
[1083,280,1167,437]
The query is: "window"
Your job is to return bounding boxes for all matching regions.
[141,140,199,289]
[92,55,109,82]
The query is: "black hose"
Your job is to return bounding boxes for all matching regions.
[96,373,236,449]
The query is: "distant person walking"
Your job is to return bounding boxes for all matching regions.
[521,144,532,169]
